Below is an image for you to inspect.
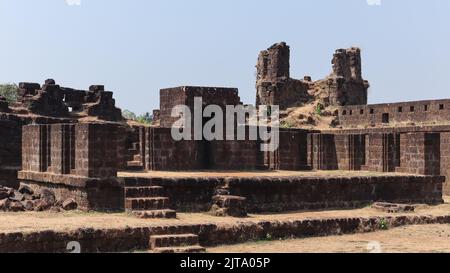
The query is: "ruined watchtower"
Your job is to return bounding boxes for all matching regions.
[255,42,369,109]
[256,42,310,109]
[328,47,369,106]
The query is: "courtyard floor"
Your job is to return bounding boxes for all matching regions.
[118,170,413,179]
[208,224,450,253]
[0,197,449,234]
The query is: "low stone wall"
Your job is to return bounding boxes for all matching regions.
[19,172,124,211]
[226,175,444,212]
[122,174,444,213]
[0,214,449,253]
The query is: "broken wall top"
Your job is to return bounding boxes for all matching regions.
[6,79,124,122]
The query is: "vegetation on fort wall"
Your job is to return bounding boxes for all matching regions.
[0,83,19,103]
[122,109,153,125]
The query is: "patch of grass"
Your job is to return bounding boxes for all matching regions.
[315,104,324,116]
[379,218,389,230]
[253,233,275,244]
[281,121,295,129]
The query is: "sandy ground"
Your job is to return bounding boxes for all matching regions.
[0,197,448,234]
[208,224,450,253]
[118,170,412,179]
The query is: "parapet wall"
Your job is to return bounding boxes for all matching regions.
[338,99,450,128]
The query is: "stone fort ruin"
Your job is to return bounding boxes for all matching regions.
[0,42,448,223]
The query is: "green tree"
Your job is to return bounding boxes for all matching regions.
[0,83,19,103]
[122,110,153,125]
[122,109,137,120]
[136,112,153,125]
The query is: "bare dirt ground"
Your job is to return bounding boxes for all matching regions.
[118,170,412,179]
[0,197,448,234]
[208,224,450,253]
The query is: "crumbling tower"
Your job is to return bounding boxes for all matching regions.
[256,42,290,84]
[328,48,369,106]
[256,42,310,109]
[255,42,370,110]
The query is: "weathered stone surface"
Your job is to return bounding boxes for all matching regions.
[33,199,52,212]
[62,199,78,211]
[22,193,33,201]
[372,202,416,213]
[13,80,123,121]
[8,200,25,212]
[40,189,56,206]
[255,42,369,109]
[0,187,13,200]
[210,195,247,217]
[0,199,10,211]
[18,184,33,195]
[10,192,24,202]
[22,200,34,211]
[0,186,75,212]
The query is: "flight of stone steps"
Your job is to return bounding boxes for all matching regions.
[125,182,177,219]
[149,234,206,253]
[125,142,144,171]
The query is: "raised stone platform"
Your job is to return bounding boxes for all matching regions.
[119,170,445,213]
[18,171,123,211]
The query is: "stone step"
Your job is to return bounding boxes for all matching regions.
[211,195,247,217]
[126,161,144,171]
[125,197,170,210]
[213,195,247,208]
[131,142,140,150]
[124,178,161,187]
[127,161,143,167]
[150,234,199,249]
[133,154,142,161]
[151,246,206,253]
[132,209,177,219]
[125,186,164,198]
[127,148,138,154]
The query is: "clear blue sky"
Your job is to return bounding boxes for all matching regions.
[1,0,449,114]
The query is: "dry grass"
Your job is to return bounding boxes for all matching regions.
[280,102,338,130]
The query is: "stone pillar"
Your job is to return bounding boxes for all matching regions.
[75,123,118,178]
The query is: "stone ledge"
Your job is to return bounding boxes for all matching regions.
[18,171,122,189]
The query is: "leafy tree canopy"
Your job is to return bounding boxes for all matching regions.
[0,83,19,103]
[122,110,153,125]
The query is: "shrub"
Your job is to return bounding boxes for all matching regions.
[0,83,19,103]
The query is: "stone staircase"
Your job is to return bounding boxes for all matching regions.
[149,234,206,253]
[125,182,176,219]
[125,142,144,171]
